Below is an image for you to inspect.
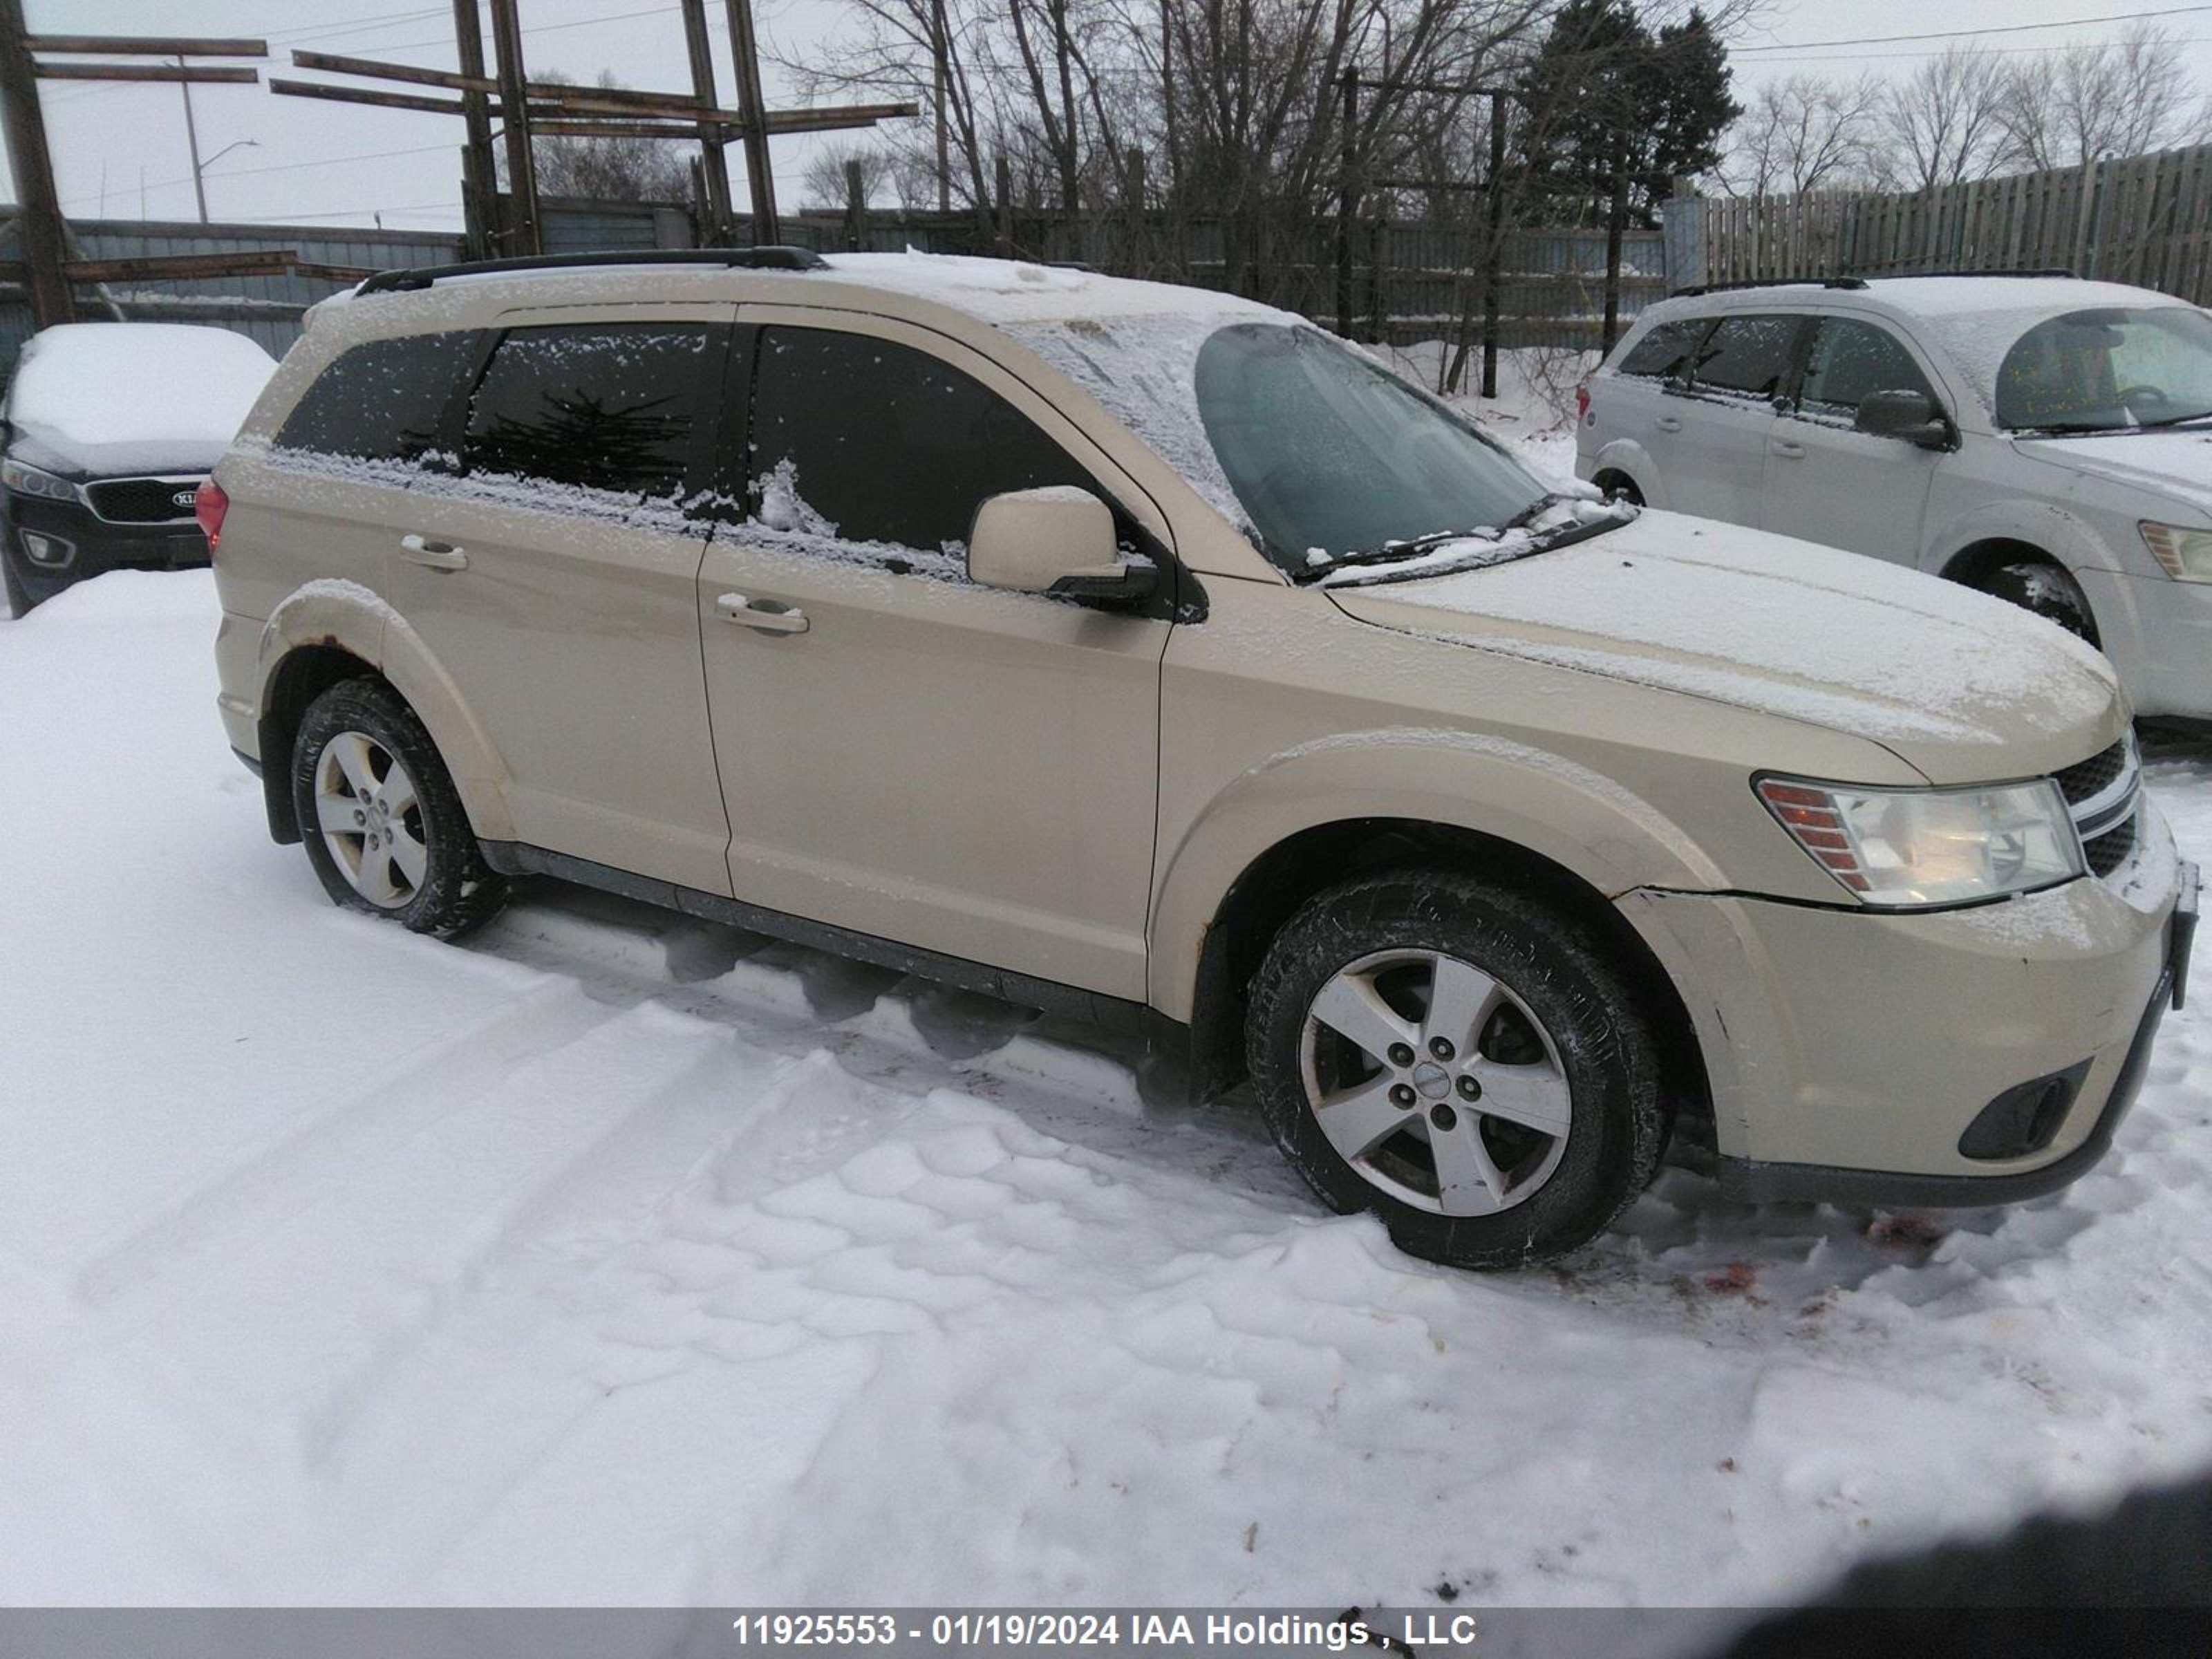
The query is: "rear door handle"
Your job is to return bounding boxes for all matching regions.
[1770,439,1806,460]
[715,592,809,635]
[1655,415,1683,433]
[400,533,467,572]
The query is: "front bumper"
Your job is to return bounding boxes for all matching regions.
[2,489,208,605]
[1620,803,2193,1207]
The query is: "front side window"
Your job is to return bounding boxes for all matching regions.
[1618,317,1710,381]
[744,326,1093,553]
[1994,306,2212,431]
[460,324,712,498]
[1193,323,1557,570]
[1686,315,1802,399]
[1797,318,1936,417]
[277,331,476,462]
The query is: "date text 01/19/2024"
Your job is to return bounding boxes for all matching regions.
[726,1612,1487,1651]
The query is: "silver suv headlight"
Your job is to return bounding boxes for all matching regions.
[0,458,80,503]
[1756,776,2083,908]
[2141,521,2212,582]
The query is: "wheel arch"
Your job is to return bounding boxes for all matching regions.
[254,584,515,846]
[1588,438,1665,508]
[1152,737,1719,1132]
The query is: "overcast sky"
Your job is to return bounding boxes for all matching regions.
[17,0,2212,233]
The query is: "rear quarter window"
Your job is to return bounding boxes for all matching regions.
[275,330,478,462]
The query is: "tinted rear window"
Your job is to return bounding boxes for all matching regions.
[1687,316,1801,397]
[1618,319,1709,380]
[460,324,713,498]
[276,331,476,461]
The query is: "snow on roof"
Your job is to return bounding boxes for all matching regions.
[1856,274,2190,318]
[7,322,276,456]
[812,250,1288,327]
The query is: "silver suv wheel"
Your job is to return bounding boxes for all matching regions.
[1300,948,1572,1217]
[312,731,427,910]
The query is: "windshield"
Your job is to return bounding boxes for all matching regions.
[1994,306,2212,431]
[1193,323,1558,572]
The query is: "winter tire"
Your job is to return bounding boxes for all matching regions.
[290,677,507,938]
[1246,870,1667,1270]
[1981,559,2098,647]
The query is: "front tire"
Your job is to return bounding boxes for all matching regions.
[1980,559,2098,647]
[290,678,507,937]
[1246,870,1667,1270]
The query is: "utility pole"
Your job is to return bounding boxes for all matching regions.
[177,53,211,221]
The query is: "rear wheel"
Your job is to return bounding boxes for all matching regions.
[1245,870,1667,1269]
[1595,471,1643,506]
[290,678,507,938]
[1979,559,2098,647]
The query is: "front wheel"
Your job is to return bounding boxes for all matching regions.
[1245,871,1667,1269]
[290,677,507,937]
[1980,559,2098,647]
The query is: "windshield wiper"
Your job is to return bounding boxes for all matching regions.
[1294,493,1575,584]
[2133,409,2212,429]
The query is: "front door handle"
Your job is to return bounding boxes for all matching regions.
[400,533,468,572]
[1655,415,1683,433]
[1770,439,1806,460]
[715,592,809,635]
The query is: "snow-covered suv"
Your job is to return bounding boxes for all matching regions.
[207,250,2195,1270]
[1576,274,2212,721]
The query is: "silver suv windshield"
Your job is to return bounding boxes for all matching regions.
[1193,322,1609,577]
[1996,306,2212,433]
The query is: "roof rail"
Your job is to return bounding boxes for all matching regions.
[355,245,830,296]
[1670,276,1868,297]
[1868,267,2079,281]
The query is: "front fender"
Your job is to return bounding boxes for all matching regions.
[256,579,516,843]
[1146,727,1728,1019]
[1924,496,2115,578]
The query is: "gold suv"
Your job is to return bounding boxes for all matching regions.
[206,249,2197,1268]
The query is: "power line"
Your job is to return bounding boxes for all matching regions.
[1736,3,2212,53]
[58,141,460,209]
[1746,34,2212,66]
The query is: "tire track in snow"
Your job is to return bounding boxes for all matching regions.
[73,974,632,1311]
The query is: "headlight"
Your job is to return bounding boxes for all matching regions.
[1756,776,2083,908]
[2140,521,2212,581]
[0,457,79,503]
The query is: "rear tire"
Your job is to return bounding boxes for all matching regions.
[1979,559,2098,647]
[1595,471,1644,506]
[290,677,507,938]
[1245,870,1667,1270]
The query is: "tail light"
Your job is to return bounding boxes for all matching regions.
[194,478,229,550]
[1575,382,1591,422]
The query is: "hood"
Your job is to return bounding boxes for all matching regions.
[2014,429,2212,516]
[1325,512,2124,783]
[8,422,229,481]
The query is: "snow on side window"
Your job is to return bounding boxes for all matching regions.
[274,330,476,463]
[1796,319,1934,421]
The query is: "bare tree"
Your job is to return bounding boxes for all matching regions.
[1721,73,1886,197]
[800,142,894,209]
[1997,23,2207,171]
[527,72,691,203]
[1879,46,2014,191]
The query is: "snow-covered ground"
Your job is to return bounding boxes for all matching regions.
[6,565,2211,1616]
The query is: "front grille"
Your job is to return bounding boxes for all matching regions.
[2085,814,2137,878]
[85,477,202,524]
[2054,739,2127,807]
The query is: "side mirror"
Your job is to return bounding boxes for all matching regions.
[1855,388,1956,449]
[968,486,1156,602]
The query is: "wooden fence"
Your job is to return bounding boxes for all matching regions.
[1671,143,2212,303]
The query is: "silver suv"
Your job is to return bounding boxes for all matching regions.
[207,249,2195,1269]
[1576,274,2212,720]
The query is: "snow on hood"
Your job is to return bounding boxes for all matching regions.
[1328,511,2122,778]
[2016,429,2212,515]
[5,322,275,476]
